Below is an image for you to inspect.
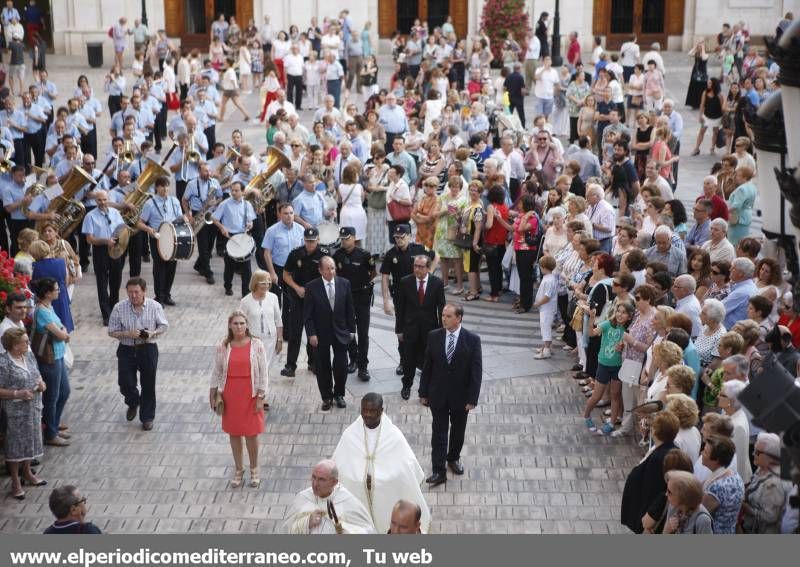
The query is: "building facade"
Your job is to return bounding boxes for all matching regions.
[51,0,799,60]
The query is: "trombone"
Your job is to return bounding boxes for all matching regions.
[121,139,137,164]
[0,144,14,174]
[181,135,202,179]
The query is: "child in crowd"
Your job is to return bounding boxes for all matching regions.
[583,301,635,434]
[534,255,558,359]
[14,228,39,266]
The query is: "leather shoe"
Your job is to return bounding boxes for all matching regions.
[206,274,215,285]
[142,421,154,431]
[448,460,465,475]
[426,472,447,486]
[401,387,411,400]
[395,364,403,375]
[280,366,295,377]
[346,361,357,374]
[163,297,176,306]
[571,364,583,371]
[358,369,371,381]
[126,406,138,421]
[321,400,332,411]
[44,436,70,447]
[225,288,233,296]
[334,396,346,408]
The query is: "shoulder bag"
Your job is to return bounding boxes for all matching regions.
[30,308,55,365]
[619,357,643,386]
[387,185,412,222]
[366,170,388,209]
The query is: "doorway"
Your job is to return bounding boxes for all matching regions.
[6,0,53,50]
[595,0,680,50]
[378,0,467,38]
[165,0,253,50]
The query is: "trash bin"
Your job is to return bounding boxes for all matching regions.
[87,42,103,68]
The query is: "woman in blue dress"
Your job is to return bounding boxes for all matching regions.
[30,240,74,332]
[726,165,757,246]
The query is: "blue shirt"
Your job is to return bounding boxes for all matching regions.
[66,111,91,136]
[683,342,701,376]
[82,207,125,239]
[139,195,183,229]
[35,306,66,360]
[1,180,28,220]
[387,151,417,186]
[24,104,48,133]
[212,197,255,234]
[196,99,218,127]
[291,190,326,228]
[262,221,305,267]
[686,219,711,247]
[105,76,126,97]
[1,109,26,139]
[666,110,683,140]
[722,279,759,329]
[38,80,58,102]
[183,177,222,212]
[169,147,200,182]
[378,105,408,134]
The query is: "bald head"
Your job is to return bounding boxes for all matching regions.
[389,500,422,534]
[311,459,339,498]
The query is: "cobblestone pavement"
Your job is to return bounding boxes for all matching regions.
[1,51,725,533]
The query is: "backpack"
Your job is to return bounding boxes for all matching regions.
[108,26,114,39]
[523,211,544,251]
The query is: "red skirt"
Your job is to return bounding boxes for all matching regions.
[221,344,264,436]
[274,58,286,88]
[259,90,279,122]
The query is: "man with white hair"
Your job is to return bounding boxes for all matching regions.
[283,459,375,534]
[377,93,408,154]
[701,218,735,263]
[741,432,787,533]
[661,99,683,184]
[332,140,361,188]
[642,42,665,75]
[722,257,758,329]
[492,135,525,200]
[585,184,615,253]
[313,95,342,123]
[672,275,701,338]
[265,89,297,121]
[645,226,686,277]
[718,380,752,484]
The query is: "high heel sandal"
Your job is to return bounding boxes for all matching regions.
[250,468,261,488]
[231,468,245,488]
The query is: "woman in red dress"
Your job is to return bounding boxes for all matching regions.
[209,311,268,488]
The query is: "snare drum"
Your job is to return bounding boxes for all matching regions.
[317,221,340,248]
[226,233,256,263]
[157,221,195,261]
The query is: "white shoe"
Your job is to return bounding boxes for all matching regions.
[533,348,551,359]
[610,429,630,438]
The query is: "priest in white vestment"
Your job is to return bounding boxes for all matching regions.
[284,459,376,534]
[332,393,431,533]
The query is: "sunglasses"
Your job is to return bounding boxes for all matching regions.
[711,270,721,275]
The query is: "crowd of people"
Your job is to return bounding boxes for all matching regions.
[0,6,798,534]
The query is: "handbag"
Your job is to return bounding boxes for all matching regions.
[570,305,584,332]
[214,390,225,416]
[366,170,388,209]
[619,358,644,386]
[30,309,55,365]
[166,91,180,111]
[387,186,412,222]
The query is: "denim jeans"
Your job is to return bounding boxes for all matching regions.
[39,357,70,441]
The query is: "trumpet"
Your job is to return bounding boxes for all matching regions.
[217,146,241,185]
[0,144,14,174]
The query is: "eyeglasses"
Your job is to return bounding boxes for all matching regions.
[291,144,301,147]
[73,497,87,506]
[711,270,722,275]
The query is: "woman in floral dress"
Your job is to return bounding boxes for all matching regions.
[434,176,468,293]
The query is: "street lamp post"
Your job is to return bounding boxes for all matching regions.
[550,0,562,66]
[141,0,148,27]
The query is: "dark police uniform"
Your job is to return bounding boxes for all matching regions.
[379,224,435,372]
[282,228,327,376]
[333,226,376,380]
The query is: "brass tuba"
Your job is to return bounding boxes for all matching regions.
[36,166,95,238]
[109,158,170,259]
[243,147,291,212]
[20,166,52,217]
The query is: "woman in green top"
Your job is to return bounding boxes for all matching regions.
[583,302,635,434]
[434,175,468,294]
[566,72,591,143]
[727,165,757,246]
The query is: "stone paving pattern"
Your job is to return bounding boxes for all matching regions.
[0,50,726,533]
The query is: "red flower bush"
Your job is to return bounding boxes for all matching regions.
[481,0,531,64]
[0,249,32,321]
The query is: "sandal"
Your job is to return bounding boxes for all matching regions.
[463,293,480,301]
[451,287,465,295]
[10,490,25,500]
[231,468,245,489]
[250,468,261,489]
[482,296,499,302]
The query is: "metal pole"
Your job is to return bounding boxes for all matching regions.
[551,0,562,67]
[141,0,148,27]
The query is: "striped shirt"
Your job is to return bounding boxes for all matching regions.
[108,298,169,346]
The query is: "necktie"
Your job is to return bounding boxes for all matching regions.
[418,279,425,305]
[446,332,455,364]
[327,281,335,309]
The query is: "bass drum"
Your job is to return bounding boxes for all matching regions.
[226,233,256,263]
[157,221,195,261]
[317,221,340,252]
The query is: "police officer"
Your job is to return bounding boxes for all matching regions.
[136,176,188,305]
[281,227,327,377]
[333,226,376,381]
[380,224,438,375]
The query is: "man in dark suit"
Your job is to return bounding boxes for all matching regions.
[395,254,445,400]
[304,256,356,411]
[419,304,482,487]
